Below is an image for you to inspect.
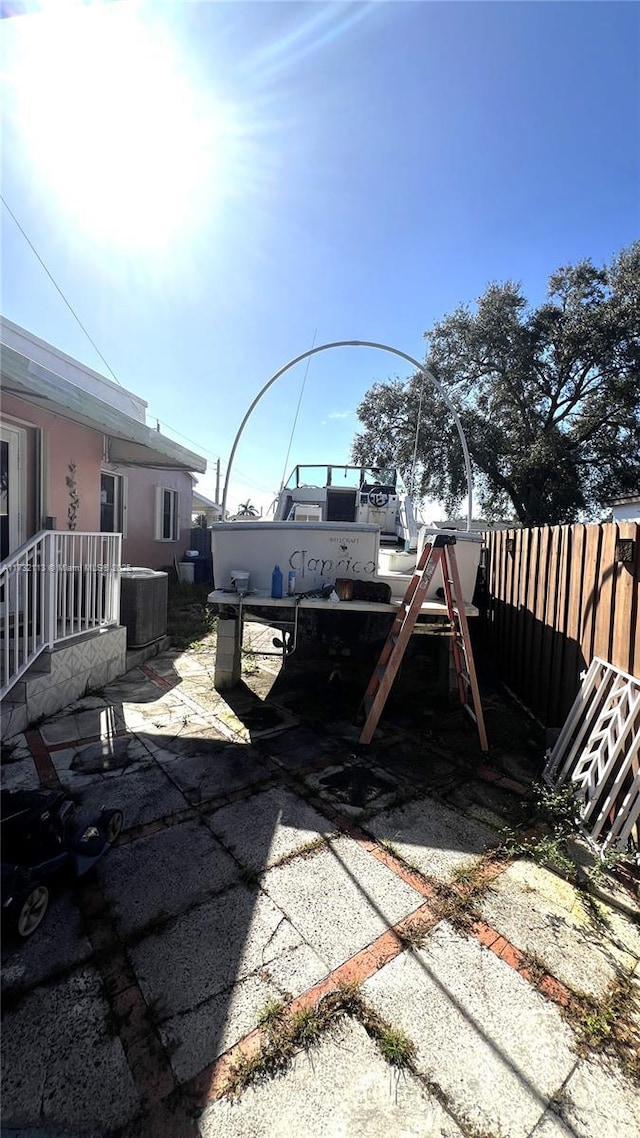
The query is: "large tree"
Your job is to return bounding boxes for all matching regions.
[352,243,640,525]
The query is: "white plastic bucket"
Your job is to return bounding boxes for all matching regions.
[178,562,195,584]
[230,569,250,594]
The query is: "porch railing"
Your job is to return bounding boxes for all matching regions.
[0,530,122,700]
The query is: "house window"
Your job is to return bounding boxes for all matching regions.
[155,487,179,541]
[100,472,127,535]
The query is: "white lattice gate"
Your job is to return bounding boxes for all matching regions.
[544,658,640,853]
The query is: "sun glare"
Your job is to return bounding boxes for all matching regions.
[5,6,230,251]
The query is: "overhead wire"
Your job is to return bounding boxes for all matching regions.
[2,195,281,499]
[0,193,232,474]
[1,193,126,392]
[279,328,317,490]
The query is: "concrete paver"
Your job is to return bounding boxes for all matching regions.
[97,819,241,937]
[363,921,577,1138]
[1,966,140,1133]
[0,754,40,792]
[367,795,497,882]
[480,860,638,999]
[160,972,283,1083]
[1,889,93,996]
[199,1018,465,1138]
[129,886,305,1018]
[531,1057,640,1138]
[70,762,187,828]
[154,741,270,803]
[50,738,152,786]
[205,785,336,871]
[263,834,424,969]
[262,726,344,771]
[39,705,126,746]
[303,760,401,818]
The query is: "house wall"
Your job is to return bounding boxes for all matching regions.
[104,462,194,569]
[612,502,640,522]
[1,394,102,533]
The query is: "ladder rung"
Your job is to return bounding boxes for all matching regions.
[463,704,477,725]
[364,694,374,714]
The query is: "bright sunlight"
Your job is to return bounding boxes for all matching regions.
[4,4,232,251]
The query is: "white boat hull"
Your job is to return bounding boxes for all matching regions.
[211,522,483,607]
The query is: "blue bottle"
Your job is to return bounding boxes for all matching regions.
[271,565,283,599]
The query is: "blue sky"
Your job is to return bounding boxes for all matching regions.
[1,1,638,516]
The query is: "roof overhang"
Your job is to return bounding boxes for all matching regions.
[0,344,206,473]
[192,490,222,512]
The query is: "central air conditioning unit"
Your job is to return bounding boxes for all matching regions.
[119,568,168,648]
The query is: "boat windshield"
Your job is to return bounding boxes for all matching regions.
[283,464,398,490]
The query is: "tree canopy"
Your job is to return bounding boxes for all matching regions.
[352,243,640,526]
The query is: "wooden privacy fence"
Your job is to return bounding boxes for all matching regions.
[483,521,639,728]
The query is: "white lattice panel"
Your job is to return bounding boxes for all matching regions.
[544,658,640,852]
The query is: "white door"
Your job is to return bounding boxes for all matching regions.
[0,424,26,561]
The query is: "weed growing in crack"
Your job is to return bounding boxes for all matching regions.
[568,974,640,1079]
[450,861,481,886]
[519,950,548,987]
[499,781,585,878]
[257,999,286,1029]
[397,920,428,951]
[238,865,262,889]
[500,829,577,879]
[225,981,424,1099]
[375,1026,416,1068]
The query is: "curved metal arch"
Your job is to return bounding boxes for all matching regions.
[221,340,473,530]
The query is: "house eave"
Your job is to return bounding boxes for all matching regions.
[0,344,206,473]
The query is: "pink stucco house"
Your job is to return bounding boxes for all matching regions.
[1,318,206,735]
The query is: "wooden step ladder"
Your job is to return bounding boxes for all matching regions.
[359,534,488,751]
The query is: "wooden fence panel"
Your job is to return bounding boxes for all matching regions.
[484,521,639,727]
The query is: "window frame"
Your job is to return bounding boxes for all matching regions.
[100,470,128,536]
[155,486,179,541]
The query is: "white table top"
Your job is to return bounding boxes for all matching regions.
[207,589,478,618]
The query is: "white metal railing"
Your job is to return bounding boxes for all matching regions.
[544,657,640,853]
[1,530,122,700]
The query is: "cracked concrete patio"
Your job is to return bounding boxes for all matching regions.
[1,625,639,1138]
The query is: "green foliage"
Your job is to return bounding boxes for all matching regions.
[65,460,80,530]
[375,1027,416,1068]
[500,780,582,878]
[352,243,640,525]
[166,582,217,650]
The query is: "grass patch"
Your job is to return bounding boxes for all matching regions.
[242,645,259,676]
[397,918,429,951]
[257,999,286,1029]
[224,981,420,1099]
[519,950,548,987]
[568,974,640,1080]
[375,1026,416,1067]
[167,582,217,651]
[432,883,484,932]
